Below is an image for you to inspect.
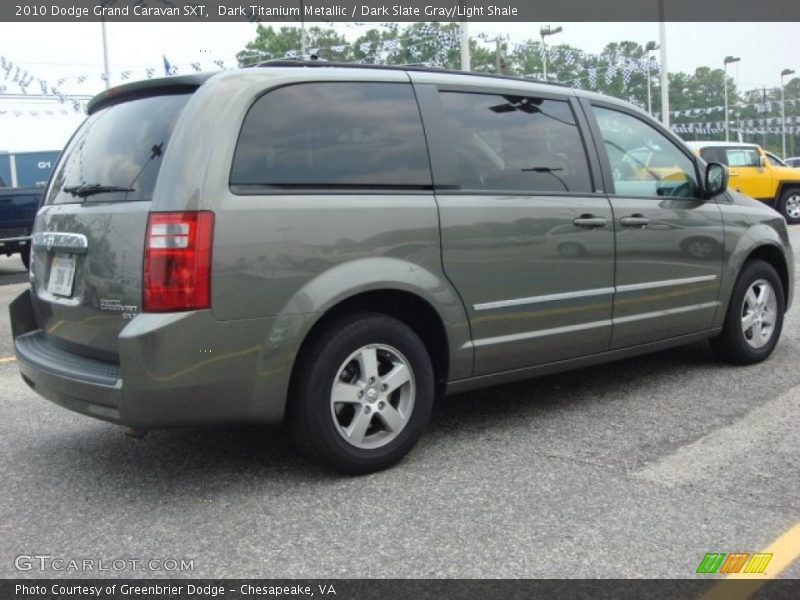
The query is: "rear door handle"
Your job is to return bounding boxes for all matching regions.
[620,215,650,228]
[573,215,608,229]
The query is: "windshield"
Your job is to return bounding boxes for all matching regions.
[765,153,787,167]
[47,93,191,204]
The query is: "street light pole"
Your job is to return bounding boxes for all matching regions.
[645,41,658,115]
[299,0,306,58]
[781,68,795,158]
[658,16,669,127]
[723,55,740,142]
[539,25,563,81]
[100,18,110,89]
[460,21,470,72]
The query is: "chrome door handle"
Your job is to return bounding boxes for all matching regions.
[620,215,650,228]
[573,215,608,229]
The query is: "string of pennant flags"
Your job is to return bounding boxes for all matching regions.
[2,26,799,129]
[655,98,800,120]
[3,103,799,139]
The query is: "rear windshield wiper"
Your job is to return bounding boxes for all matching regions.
[63,184,135,198]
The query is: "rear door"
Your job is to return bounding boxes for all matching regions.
[414,80,615,375]
[30,90,194,361]
[583,101,724,349]
[723,146,773,200]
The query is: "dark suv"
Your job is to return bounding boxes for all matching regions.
[0,186,42,269]
[11,63,793,473]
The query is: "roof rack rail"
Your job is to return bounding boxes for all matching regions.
[253,59,565,88]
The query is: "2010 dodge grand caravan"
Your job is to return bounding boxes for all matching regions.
[11,62,794,473]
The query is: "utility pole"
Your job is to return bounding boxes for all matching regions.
[485,35,506,74]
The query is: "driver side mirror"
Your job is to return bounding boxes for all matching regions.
[704,162,728,198]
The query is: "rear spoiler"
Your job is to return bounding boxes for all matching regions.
[87,73,213,114]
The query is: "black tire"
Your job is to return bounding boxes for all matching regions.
[287,312,434,475]
[19,247,30,271]
[710,259,785,365]
[777,188,800,224]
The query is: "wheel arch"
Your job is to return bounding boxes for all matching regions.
[716,239,791,330]
[288,288,455,403]
[744,244,790,309]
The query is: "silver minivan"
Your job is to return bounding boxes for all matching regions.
[11,62,793,473]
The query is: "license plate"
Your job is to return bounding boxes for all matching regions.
[47,255,77,297]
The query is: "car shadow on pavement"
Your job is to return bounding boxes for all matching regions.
[430,340,719,425]
[19,340,734,491]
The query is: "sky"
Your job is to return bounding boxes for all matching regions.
[0,21,797,152]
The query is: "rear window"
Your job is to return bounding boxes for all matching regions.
[698,147,726,164]
[230,82,431,190]
[47,93,191,204]
[725,147,760,167]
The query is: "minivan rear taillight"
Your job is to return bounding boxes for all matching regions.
[143,211,214,312]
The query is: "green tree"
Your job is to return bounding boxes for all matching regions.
[235,26,800,151]
[236,25,350,65]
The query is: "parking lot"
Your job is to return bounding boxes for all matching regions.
[1,232,799,580]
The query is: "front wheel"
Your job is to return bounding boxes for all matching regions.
[287,312,434,474]
[778,188,800,224]
[710,260,785,365]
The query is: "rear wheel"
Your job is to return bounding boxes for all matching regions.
[710,260,784,364]
[287,312,434,474]
[778,188,800,224]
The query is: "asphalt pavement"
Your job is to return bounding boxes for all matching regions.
[0,236,799,579]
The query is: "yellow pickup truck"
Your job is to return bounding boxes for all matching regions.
[686,142,800,223]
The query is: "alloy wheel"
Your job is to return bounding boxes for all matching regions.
[741,279,778,349]
[329,344,416,450]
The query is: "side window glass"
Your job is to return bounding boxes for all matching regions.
[438,92,592,193]
[726,148,760,167]
[230,82,431,189]
[594,106,698,199]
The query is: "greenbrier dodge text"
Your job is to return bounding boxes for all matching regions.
[17,583,338,597]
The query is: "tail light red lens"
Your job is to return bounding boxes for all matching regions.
[143,211,214,312]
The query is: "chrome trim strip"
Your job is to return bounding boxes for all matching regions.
[471,301,719,348]
[474,287,615,311]
[473,275,717,311]
[613,301,719,324]
[472,319,612,347]
[32,232,89,255]
[615,274,717,293]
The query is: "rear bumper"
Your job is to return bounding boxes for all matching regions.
[15,329,123,423]
[11,289,310,428]
[0,236,30,253]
